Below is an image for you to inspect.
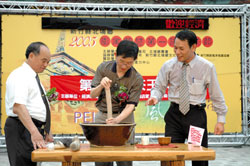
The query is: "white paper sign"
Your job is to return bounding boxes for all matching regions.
[188,125,205,146]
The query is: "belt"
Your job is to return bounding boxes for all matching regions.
[100,111,120,114]
[9,116,46,128]
[170,102,206,109]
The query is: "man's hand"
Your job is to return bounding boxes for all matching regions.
[90,77,112,98]
[45,132,54,143]
[13,103,47,150]
[214,122,225,135]
[100,77,112,89]
[106,117,119,124]
[146,97,158,106]
[30,129,46,149]
[106,104,134,125]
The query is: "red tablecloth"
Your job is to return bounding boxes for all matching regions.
[135,143,178,148]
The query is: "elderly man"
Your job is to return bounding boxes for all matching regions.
[4,42,53,166]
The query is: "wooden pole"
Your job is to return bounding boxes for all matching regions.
[105,88,112,119]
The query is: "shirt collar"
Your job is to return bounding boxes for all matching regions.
[188,54,197,68]
[23,62,37,78]
[177,54,197,69]
[111,61,132,77]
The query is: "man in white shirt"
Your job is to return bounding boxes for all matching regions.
[4,42,53,166]
[146,30,227,166]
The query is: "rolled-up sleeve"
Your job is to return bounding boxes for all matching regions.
[208,65,228,123]
[151,63,169,101]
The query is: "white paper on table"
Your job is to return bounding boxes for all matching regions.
[187,125,205,146]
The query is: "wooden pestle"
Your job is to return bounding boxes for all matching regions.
[105,88,112,119]
[70,136,80,151]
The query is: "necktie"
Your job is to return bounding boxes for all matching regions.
[179,63,190,115]
[36,75,51,134]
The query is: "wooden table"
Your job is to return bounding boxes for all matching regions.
[32,143,215,166]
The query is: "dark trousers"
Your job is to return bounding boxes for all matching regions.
[4,117,45,166]
[164,102,208,166]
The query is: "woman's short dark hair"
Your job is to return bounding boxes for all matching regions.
[25,42,48,59]
[116,40,139,60]
[175,29,197,48]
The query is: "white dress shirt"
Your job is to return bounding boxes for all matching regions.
[5,62,47,122]
[151,55,228,123]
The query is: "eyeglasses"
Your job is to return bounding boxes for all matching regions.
[117,58,134,67]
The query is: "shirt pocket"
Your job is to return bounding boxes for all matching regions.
[190,79,204,95]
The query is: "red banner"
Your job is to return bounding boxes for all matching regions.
[50,75,168,101]
[50,76,96,101]
[50,76,209,101]
[141,76,168,100]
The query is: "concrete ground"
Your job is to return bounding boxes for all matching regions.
[1,145,250,166]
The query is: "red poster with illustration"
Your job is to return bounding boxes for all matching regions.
[51,76,209,101]
[50,75,168,101]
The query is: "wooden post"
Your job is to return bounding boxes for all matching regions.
[62,162,81,166]
[161,161,185,166]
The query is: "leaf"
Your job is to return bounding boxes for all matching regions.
[46,87,56,97]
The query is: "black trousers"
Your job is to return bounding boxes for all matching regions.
[164,102,208,166]
[4,117,45,166]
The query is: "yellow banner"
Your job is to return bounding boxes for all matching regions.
[1,15,241,134]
